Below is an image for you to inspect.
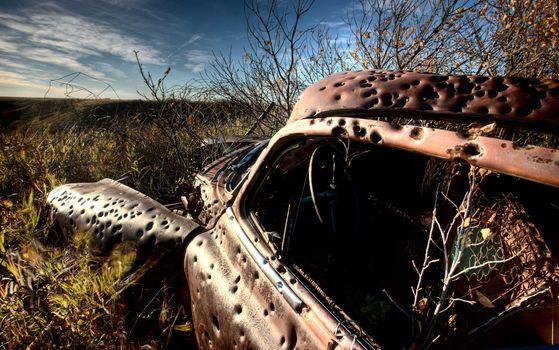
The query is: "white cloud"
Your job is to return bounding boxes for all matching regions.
[0,58,29,71]
[320,20,346,28]
[0,37,19,53]
[97,62,128,79]
[165,33,203,61]
[0,11,162,65]
[20,47,106,79]
[0,70,53,96]
[184,49,213,73]
[0,7,165,97]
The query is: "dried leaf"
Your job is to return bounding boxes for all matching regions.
[418,297,429,311]
[475,290,495,308]
[481,228,492,240]
[173,322,193,332]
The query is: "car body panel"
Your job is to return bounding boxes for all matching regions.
[47,178,199,259]
[289,70,559,130]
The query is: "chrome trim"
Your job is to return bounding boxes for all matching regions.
[226,207,303,311]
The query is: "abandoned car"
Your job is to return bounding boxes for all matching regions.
[47,70,559,349]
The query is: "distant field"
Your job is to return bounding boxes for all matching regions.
[0,97,151,130]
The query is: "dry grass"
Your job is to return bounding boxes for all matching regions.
[0,97,261,349]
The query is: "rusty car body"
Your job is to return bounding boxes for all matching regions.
[47,70,559,349]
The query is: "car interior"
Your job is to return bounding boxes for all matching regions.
[248,136,559,349]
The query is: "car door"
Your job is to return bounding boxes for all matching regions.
[184,136,372,350]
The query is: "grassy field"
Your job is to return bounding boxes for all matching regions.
[0,97,261,349]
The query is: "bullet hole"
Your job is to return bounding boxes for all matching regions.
[234,304,243,314]
[477,106,489,114]
[332,126,346,137]
[462,143,482,157]
[393,97,407,107]
[212,316,220,331]
[410,127,424,140]
[370,131,382,144]
[146,222,154,231]
[515,106,532,117]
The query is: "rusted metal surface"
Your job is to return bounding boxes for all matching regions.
[236,118,559,194]
[194,139,268,227]
[289,70,559,130]
[230,114,558,348]
[47,178,199,256]
[185,211,370,349]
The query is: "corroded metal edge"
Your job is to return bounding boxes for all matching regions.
[239,118,559,194]
[289,70,559,130]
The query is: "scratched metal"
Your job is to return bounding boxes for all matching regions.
[289,70,559,130]
[47,178,199,256]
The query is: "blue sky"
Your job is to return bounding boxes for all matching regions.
[0,0,350,99]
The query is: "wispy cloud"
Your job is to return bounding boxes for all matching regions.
[96,63,128,79]
[166,33,203,60]
[20,47,105,78]
[184,49,213,73]
[0,70,61,97]
[320,20,346,28]
[0,37,19,53]
[0,4,167,97]
[0,12,162,65]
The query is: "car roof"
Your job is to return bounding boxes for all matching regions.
[288,70,559,131]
